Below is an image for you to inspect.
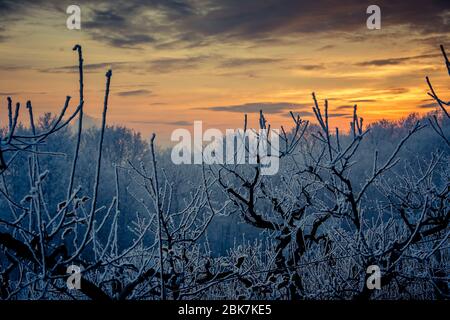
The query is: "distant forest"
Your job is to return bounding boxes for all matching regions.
[0,45,448,300]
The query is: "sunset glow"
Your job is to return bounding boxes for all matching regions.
[0,1,449,143]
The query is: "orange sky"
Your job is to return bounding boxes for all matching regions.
[0,1,449,144]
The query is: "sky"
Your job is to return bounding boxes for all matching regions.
[0,0,449,144]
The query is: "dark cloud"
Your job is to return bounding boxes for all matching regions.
[0,0,58,38]
[183,0,450,42]
[40,62,128,73]
[418,102,438,109]
[218,58,282,68]
[0,0,194,48]
[316,45,336,51]
[335,105,354,111]
[349,99,377,103]
[204,102,309,114]
[0,64,34,71]
[146,56,210,73]
[295,64,324,71]
[38,55,209,75]
[0,91,47,96]
[0,91,18,96]
[383,88,410,95]
[169,120,192,126]
[0,0,51,12]
[80,0,196,48]
[329,112,350,117]
[82,9,145,47]
[83,9,128,30]
[95,33,156,48]
[356,53,439,67]
[1,0,448,49]
[117,89,152,97]
[215,70,259,78]
[360,88,410,96]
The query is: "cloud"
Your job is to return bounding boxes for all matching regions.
[0,0,448,49]
[82,8,156,48]
[355,53,439,67]
[356,88,410,96]
[349,99,377,103]
[382,88,410,95]
[328,112,351,117]
[0,92,18,96]
[37,55,209,75]
[117,89,152,97]
[0,91,48,96]
[129,120,192,126]
[92,33,156,48]
[282,111,313,118]
[417,102,438,109]
[0,0,60,40]
[0,63,37,72]
[218,58,282,68]
[203,102,309,114]
[335,105,354,111]
[182,0,450,43]
[316,44,336,51]
[0,26,7,42]
[295,64,324,71]
[146,56,210,73]
[169,120,192,126]
[40,62,129,73]
[215,67,260,77]
[80,1,195,48]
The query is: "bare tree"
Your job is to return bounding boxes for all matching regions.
[0,45,448,300]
